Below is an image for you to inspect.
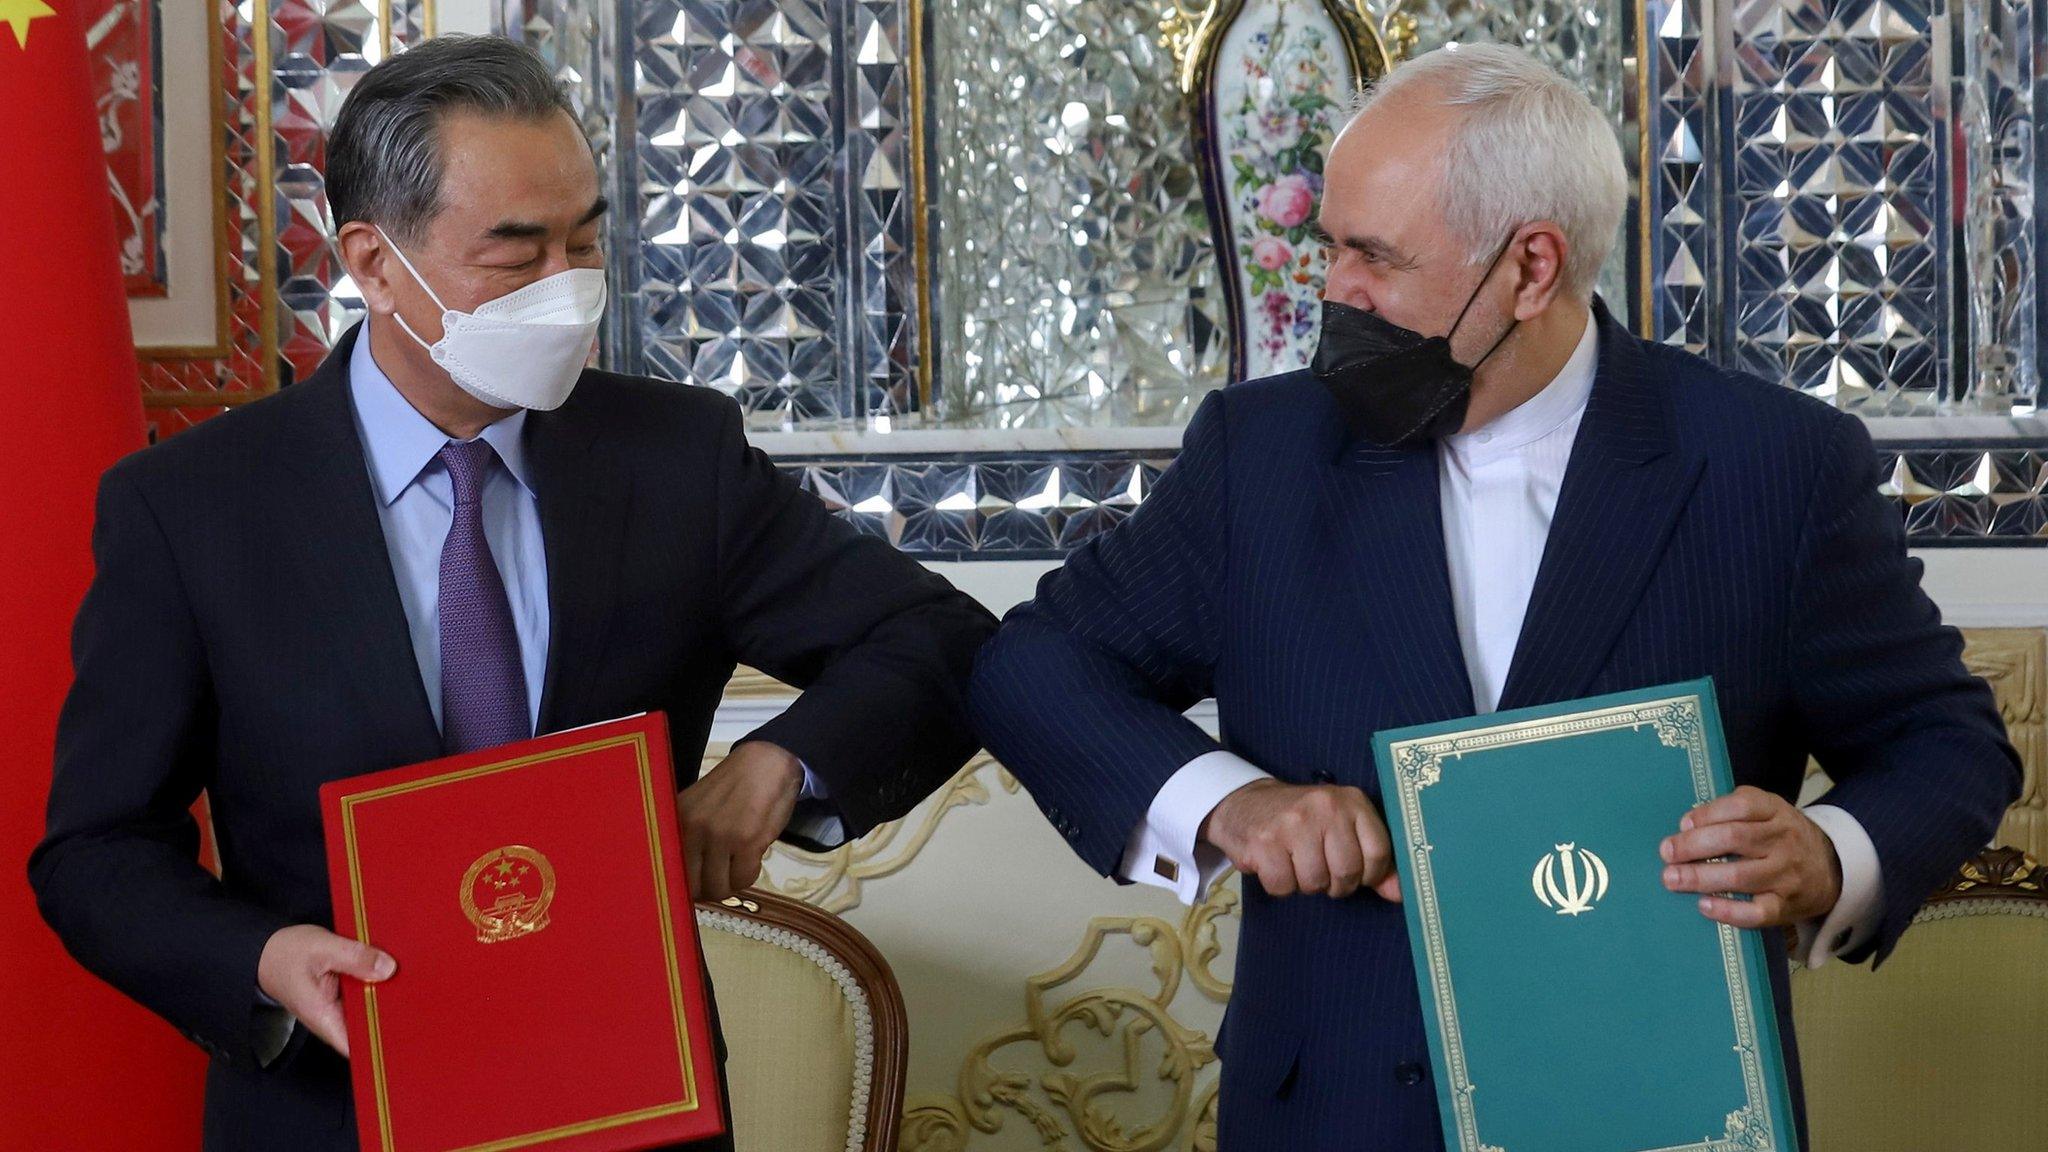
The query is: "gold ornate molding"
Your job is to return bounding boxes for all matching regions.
[1376,7,1418,61]
[1177,0,1390,96]
[898,872,1239,1152]
[1960,628,2046,858]
[767,755,1016,914]
[1803,627,2045,858]
[718,667,1015,914]
[1158,0,1208,73]
[1934,845,2045,902]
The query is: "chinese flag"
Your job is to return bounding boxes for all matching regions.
[0,4,207,1147]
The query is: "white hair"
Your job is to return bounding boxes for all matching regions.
[1349,42,1627,300]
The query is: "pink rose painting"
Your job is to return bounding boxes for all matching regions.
[1221,10,1346,374]
[1256,174,1315,230]
[1252,235,1294,271]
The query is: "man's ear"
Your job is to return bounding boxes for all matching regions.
[1510,221,1569,320]
[338,221,398,316]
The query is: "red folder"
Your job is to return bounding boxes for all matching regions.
[320,714,725,1152]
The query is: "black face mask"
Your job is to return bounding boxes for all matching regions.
[1311,239,1520,448]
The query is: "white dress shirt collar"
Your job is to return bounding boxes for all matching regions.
[1440,306,1598,466]
[349,320,534,507]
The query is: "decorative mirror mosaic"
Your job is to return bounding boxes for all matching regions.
[145,0,2045,543]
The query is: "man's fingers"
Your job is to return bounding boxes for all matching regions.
[1352,806,1394,890]
[1253,847,1299,897]
[697,849,736,903]
[1663,858,1776,896]
[285,969,351,1059]
[300,997,351,1059]
[321,938,395,983]
[683,838,712,900]
[1680,785,1778,831]
[1698,892,1782,929]
[1373,871,1403,904]
[729,845,765,895]
[1290,835,1332,896]
[1662,820,1772,865]
[1324,825,1365,898]
[678,792,706,895]
[677,767,788,904]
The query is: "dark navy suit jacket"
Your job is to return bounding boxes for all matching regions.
[30,324,995,1151]
[969,303,2020,1149]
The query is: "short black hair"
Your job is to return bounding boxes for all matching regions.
[328,35,578,242]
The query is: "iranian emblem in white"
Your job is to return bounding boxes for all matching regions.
[1533,842,1609,916]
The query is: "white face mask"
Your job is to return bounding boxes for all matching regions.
[378,226,607,411]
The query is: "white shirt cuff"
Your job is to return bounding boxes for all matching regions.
[1117,750,1272,904]
[786,761,847,848]
[1793,802,1885,968]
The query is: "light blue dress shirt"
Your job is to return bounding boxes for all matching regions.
[348,324,550,732]
[346,319,834,809]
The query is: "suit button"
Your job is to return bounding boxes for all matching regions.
[1311,770,1336,785]
[1396,1061,1426,1086]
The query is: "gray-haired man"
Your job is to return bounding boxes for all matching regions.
[32,34,994,1149]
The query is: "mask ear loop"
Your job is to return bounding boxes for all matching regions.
[1447,232,1523,371]
[375,226,451,351]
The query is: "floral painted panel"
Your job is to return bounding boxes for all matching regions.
[1207,0,1361,380]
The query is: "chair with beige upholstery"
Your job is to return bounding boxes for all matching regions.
[1791,847,2048,1151]
[695,889,907,1152]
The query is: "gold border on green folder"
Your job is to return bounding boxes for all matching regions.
[1384,693,1777,1152]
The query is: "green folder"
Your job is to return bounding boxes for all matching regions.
[1373,678,1800,1152]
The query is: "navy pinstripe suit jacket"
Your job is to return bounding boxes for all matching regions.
[968,302,2020,1150]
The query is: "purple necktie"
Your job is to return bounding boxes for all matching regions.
[437,439,530,755]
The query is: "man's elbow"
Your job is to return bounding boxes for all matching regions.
[1995,739,2025,814]
[25,832,80,946]
[965,628,1014,744]
[968,617,1066,742]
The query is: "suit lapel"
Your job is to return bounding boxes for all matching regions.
[272,327,443,764]
[525,395,629,735]
[1496,303,1706,711]
[1317,440,1475,727]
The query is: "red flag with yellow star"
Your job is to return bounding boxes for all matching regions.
[0,3,207,1146]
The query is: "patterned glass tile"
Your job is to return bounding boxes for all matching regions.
[498,0,623,373]
[929,0,1228,428]
[144,0,421,437]
[1375,0,1629,119]
[1721,0,1949,412]
[556,0,926,431]
[889,463,981,553]
[784,457,1170,557]
[849,0,923,423]
[1641,0,1714,351]
[1630,0,1966,407]
[1960,0,2042,413]
[155,0,2037,453]
[774,446,2045,556]
[269,0,427,382]
[1631,0,2048,414]
[627,0,844,425]
[390,0,434,44]
[1879,447,2048,539]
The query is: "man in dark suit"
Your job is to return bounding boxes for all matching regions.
[969,44,2020,1149]
[30,34,994,1151]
